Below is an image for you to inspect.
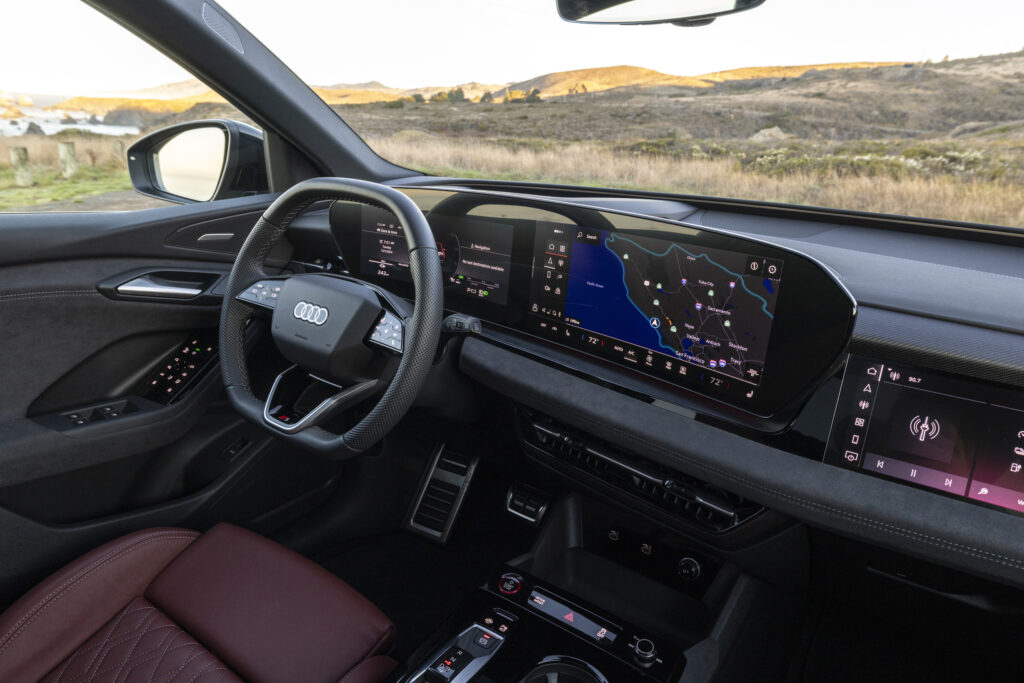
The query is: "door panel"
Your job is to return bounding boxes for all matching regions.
[0,199,343,608]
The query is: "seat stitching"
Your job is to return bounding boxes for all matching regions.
[58,611,167,683]
[75,623,178,683]
[148,647,207,683]
[187,664,232,683]
[0,532,193,647]
[119,637,203,680]
[60,601,155,680]
[0,532,197,655]
[57,633,184,683]
[57,602,153,671]
[104,608,164,683]
[0,290,95,302]
[136,630,200,681]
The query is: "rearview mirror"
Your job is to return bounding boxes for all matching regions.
[127,120,268,204]
[557,0,765,26]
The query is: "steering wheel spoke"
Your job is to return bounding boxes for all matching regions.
[263,365,380,434]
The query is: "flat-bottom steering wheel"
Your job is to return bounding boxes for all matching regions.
[219,178,442,455]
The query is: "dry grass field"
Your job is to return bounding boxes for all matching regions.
[372,134,1024,226]
[3,52,1023,223]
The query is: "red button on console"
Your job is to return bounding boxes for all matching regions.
[499,573,522,595]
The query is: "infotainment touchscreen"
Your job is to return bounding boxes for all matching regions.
[825,355,1024,516]
[527,222,783,391]
[359,205,514,305]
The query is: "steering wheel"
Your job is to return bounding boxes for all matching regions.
[219,178,442,455]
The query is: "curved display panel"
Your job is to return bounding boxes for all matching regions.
[332,188,856,422]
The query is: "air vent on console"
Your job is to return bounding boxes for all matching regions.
[406,445,477,543]
[518,408,763,533]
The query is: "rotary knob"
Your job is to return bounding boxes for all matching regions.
[634,638,657,667]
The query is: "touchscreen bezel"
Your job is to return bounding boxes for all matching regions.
[332,188,856,421]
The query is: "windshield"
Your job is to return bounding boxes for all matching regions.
[217,0,1024,228]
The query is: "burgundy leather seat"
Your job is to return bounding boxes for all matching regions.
[0,524,396,683]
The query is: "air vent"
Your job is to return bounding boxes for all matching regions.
[518,409,763,533]
[406,446,477,543]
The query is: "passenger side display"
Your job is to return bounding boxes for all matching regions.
[826,355,1024,516]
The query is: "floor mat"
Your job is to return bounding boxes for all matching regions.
[796,598,1021,683]
[315,465,537,661]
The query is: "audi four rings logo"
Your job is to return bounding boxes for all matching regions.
[293,301,329,326]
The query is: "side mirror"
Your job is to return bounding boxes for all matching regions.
[557,0,766,26]
[127,120,269,204]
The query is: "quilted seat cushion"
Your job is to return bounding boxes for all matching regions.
[42,597,241,683]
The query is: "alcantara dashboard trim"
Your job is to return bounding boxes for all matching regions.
[459,328,1024,590]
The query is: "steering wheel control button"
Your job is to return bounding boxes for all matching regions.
[369,311,404,353]
[498,573,523,595]
[238,280,281,309]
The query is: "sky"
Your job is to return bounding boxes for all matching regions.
[2,0,1024,94]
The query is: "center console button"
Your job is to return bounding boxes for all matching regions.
[431,645,471,679]
[677,557,702,581]
[634,637,658,667]
[472,629,496,649]
[499,572,522,595]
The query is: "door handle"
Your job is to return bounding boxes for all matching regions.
[100,268,227,305]
[116,275,203,299]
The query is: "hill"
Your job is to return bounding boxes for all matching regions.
[50,60,903,115]
[509,65,711,97]
[55,91,226,116]
[43,51,1024,144]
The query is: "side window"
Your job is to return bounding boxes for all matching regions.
[0,2,256,213]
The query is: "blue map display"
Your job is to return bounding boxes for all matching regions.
[563,230,780,383]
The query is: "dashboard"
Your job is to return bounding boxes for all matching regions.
[333,188,855,421]
[292,180,1024,589]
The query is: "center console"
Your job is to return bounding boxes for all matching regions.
[406,568,686,682]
